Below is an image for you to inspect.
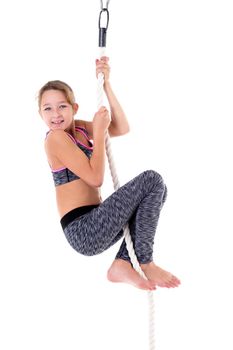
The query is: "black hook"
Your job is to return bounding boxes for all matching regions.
[98,8,110,47]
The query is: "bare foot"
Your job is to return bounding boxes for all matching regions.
[141,262,181,288]
[107,259,156,291]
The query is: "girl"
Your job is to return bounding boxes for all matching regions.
[39,57,180,291]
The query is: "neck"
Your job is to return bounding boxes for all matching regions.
[65,120,76,137]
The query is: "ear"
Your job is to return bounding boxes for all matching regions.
[73,103,79,114]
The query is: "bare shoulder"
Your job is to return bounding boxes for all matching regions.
[45,130,68,144]
[45,130,69,153]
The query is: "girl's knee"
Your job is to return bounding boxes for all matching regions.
[144,170,165,188]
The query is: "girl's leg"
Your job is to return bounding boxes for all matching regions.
[63,170,180,289]
[115,180,167,264]
[63,170,165,258]
[105,171,180,288]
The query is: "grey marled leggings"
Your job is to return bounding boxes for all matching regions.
[62,170,167,264]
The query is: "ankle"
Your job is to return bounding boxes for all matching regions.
[140,261,154,271]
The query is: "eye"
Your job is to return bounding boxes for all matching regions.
[59,104,68,109]
[44,107,51,111]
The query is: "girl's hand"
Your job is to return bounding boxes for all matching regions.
[96,56,110,82]
[93,106,111,135]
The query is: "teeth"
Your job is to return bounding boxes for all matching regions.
[52,120,64,124]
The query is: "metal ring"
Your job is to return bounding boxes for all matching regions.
[98,8,109,30]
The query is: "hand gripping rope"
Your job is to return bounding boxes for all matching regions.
[98,2,155,349]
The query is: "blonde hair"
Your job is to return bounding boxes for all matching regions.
[38,80,76,108]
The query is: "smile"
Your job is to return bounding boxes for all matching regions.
[52,120,64,125]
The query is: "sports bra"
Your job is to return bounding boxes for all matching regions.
[47,126,93,187]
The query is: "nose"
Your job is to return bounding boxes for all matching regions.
[53,107,62,118]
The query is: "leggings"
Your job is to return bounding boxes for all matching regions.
[61,170,167,264]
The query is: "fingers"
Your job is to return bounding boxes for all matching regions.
[93,106,111,132]
[98,106,108,113]
[96,56,109,63]
[96,57,110,79]
[95,106,110,119]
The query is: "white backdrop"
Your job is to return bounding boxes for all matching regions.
[0,1,232,349]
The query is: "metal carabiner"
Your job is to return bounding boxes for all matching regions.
[99,8,109,30]
[98,4,110,47]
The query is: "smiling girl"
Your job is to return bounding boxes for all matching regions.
[38,57,180,291]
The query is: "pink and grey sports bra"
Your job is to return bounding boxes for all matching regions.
[47,126,93,187]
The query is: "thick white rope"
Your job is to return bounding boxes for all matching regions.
[98,47,155,350]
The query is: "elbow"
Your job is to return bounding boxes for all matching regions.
[118,126,130,136]
[90,175,104,188]
[118,123,130,135]
[93,180,103,188]
[123,124,130,135]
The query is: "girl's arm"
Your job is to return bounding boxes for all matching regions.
[76,57,129,138]
[96,57,130,137]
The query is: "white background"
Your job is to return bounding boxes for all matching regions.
[0,0,232,349]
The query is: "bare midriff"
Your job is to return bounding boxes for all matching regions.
[56,179,102,217]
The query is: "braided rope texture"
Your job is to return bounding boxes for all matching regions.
[97,48,155,350]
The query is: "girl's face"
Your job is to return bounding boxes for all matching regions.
[39,89,78,131]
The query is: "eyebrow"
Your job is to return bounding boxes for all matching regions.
[42,101,69,107]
